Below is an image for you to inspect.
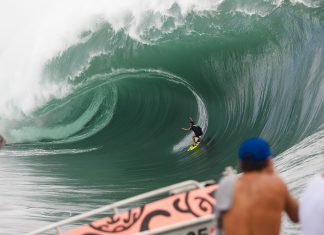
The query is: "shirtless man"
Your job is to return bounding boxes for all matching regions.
[215,137,299,235]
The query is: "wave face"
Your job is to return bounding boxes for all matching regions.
[0,0,323,234]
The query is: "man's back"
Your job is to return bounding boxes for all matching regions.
[223,172,295,235]
[216,138,299,235]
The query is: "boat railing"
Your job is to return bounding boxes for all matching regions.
[26,180,212,235]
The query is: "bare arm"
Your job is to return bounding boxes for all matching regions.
[182,117,194,131]
[284,184,299,223]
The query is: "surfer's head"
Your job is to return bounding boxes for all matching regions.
[239,137,272,172]
[189,121,194,126]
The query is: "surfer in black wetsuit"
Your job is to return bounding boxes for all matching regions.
[181,117,203,146]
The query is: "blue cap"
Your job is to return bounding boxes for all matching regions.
[239,137,272,161]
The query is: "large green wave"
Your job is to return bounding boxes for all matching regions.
[7,3,324,170]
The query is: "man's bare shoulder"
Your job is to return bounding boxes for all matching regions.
[265,173,285,182]
[236,172,287,197]
[259,172,284,182]
[261,173,288,193]
[240,172,285,183]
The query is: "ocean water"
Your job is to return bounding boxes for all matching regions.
[0,0,323,234]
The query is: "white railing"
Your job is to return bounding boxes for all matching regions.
[26,180,209,235]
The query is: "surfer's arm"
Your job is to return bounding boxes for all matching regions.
[181,127,190,131]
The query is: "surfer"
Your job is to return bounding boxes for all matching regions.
[181,117,203,146]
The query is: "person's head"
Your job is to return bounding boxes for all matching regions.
[189,121,194,127]
[239,137,273,172]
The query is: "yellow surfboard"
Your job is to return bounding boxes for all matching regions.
[187,142,200,151]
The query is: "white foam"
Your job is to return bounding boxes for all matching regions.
[270,0,320,8]
[0,147,99,157]
[289,0,320,8]
[0,0,222,119]
[234,8,270,17]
